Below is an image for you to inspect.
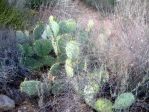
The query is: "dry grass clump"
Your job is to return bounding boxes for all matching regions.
[91,0,149,93]
[39,0,79,22]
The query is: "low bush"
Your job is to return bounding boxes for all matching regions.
[25,0,58,10]
[83,0,116,12]
[0,0,28,29]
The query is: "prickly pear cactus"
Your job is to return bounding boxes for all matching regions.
[33,22,44,40]
[42,25,53,39]
[49,63,61,76]
[113,92,135,110]
[42,16,59,39]
[22,57,42,70]
[65,59,75,78]
[84,83,100,96]
[51,34,71,56]
[21,43,34,56]
[51,36,60,56]
[57,54,67,63]
[57,34,71,54]
[95,98,113,112]
[34,39,53,57]
[66,41,80,60]
[59,19,77,34]
[20,80,41,96]
[84,83,100,106]
[16,31,29,43]
[49,16,60,37]
[38,56,56,67]
[20,80,52,96]
[21,39,55,70]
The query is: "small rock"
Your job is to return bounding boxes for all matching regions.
[0,95,15,111]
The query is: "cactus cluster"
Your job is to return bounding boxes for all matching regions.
[18,16,79,97]
[16,16,77,71]
[16,16,91,77]
[72,69,136,112]
[20,80,66,96]
[40,16,82,77]
[81,91,135,112]
[16,27,55,70]
[17,16,137,112]
[92,92,135,112]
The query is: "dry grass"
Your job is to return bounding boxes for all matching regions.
[91,0,149,93]
[38,1,149,111]
[39,0,80,22]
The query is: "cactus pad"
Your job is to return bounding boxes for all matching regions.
[66,41,80,60]
[34,39,53,57]
[113,92,135,110]
[95,98,113,112]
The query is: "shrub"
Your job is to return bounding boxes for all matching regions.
[0,0,27,29]
[25,0,58,10]
[84,0,116,12]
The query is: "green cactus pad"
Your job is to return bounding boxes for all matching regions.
[113,92,135,110]
[16,31,29,43]
[57,34,71,54]
[59,19,77,34]
[51,37,59,56]
[22,57,42,70]
[84,83,100,96]
[65,59,74,78]
[95,98,113,112]
[20,80,52,96]
[42,25,53,39]
[49,16,59,37]
[52,35,71,55]
[17,44,24,54]
[57,54,67,63]
[84,83,100,106]
[34,39,53,57]
[20,80,41,96]
[22,56,55,70]
[49,63,61,76]
[33,22,44,40]
[66,41,80,60]
[52,34,71,55]
[39,56,56,67]
[22,44,34,56]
